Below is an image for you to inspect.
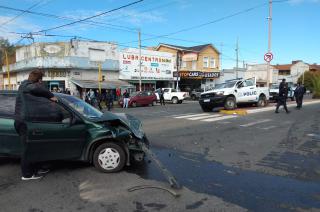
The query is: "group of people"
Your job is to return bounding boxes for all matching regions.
[275,79,306,113]
[84,89,114,111]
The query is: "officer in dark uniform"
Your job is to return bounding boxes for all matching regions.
[294,82,306,109]
[275,79,290,114]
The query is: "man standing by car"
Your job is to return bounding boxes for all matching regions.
[123,89,130,108]
[275,79,290,114]
[160,88,165,106]
[294,82,306,109]
[14,70,58,180]
[105,90,113,111]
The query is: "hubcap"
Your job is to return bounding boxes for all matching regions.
[227,100,234,107]
[98,148,120,170]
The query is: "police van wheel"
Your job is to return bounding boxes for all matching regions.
[257,95,267,107]
[224,97,236,110]
[172,97,178,104]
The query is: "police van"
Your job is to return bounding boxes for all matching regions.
[199,78,269,111]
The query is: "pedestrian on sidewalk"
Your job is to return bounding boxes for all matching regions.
[275,79,290,114]
[105,90,113,111]
[14,70,57,180]
[123,89,130,108]
[160,88,165,106]
[294,82,306,109]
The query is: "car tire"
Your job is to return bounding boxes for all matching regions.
[172,97,178,104]
[224,96,236,110]
[178,100,183,104]
[152,100,156,106]
[132,102,137,107]
[201,106,213,112]
[257,95,267,107]
[93,142,126,173]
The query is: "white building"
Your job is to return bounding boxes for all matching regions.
[215,68,246,85]
[273,61,309,84]
[1,41,133,95]
[245,64,278,87]
[119,48,175,90]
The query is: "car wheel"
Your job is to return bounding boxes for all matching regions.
[178,100,183,104]
[224,96,236,110]
[172,97,178,104]
[201,106,213,112]
[93,142,126,173]
[257,95,267,107]
[152,100,156,106]
[132,102,137,107]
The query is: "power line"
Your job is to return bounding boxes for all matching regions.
[33,0,144,34]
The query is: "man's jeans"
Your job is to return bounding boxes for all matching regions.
[123,98,130,108]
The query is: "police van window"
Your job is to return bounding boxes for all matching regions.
[164,89,170,93]
[245,79,254,86]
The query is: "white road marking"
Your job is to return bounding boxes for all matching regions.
[173,113,212,119]
[202,115,237,122]
[240,119,272,127]
[258,125,277,130]
[188,114,222,120]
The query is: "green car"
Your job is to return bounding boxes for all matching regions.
[0,91,149,173]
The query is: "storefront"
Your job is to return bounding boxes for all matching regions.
[119,48,175,91]
[174,71,220,91]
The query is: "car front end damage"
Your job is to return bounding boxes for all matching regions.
[92,112,149,165]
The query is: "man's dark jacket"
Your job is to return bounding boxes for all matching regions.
[15,80,62,123]
[279,82,288,97]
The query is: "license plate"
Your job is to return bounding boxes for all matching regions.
[204,99,210,102]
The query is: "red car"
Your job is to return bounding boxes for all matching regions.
[119,91,157,107]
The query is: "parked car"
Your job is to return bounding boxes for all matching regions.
[119,91,157,107]
[199,77,269,111]
[190,88,204,100]
[0,91,149,173]
[269,83,295,101]
[154,88,188,104]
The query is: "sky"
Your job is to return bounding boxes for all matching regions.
[0,0,319,69]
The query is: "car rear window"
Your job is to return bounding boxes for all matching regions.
[0,94,16,118]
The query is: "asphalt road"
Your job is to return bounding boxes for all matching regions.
[1,99,320,212]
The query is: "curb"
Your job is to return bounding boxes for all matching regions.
[219,109,248,116]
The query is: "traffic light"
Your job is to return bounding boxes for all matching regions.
[102,75,105,81]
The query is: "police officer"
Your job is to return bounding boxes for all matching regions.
[294,82,306,109]
[275,79,290,114]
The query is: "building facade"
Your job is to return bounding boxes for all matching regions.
[273,61,309,84]
[155,43,220,91]
[119,48,175,91]
[1,41,134,95]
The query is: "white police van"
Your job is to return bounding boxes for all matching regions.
[199,78,269,111]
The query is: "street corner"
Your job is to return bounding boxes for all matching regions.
[219,109,248,116]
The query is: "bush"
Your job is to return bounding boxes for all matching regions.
[298,71,320,93]
[312,75,320,99]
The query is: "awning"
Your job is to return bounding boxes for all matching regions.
[70,79,134,89]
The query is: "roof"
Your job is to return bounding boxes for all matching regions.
[273,64,292,70]
[156,43,220,54]
[70,79,134,89]
[309,64,320,71]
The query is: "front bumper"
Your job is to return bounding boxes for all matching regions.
[199,95,226,108]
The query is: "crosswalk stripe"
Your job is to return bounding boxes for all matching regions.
[202,115,237,122]
[188,114,222,120]
[240,119,271,127]
[173,113,212,119]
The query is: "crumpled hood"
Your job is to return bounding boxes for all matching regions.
[94,112,144,139]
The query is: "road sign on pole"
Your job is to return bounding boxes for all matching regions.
[264,52,273,63]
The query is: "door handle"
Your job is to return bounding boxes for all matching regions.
[32,130,44,136]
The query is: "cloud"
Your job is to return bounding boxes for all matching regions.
[0,16,42,43]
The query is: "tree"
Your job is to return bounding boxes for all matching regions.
[311,75,320,99]
[298,70,320,98]
[0,37,16,67]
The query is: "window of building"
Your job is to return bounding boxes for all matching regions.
[192,61,197,70]
[210,57,216,68]
[182,61,187,68]
[203,57,209,68]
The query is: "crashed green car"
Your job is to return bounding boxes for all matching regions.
[0,91,149,173]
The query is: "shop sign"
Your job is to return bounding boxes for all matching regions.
[174,71,220,79]
[45,70,70,78]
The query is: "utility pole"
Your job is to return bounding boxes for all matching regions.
[176,51,180,90]
[4,49,10,90]
[235,37,239,79]
[138,29,142,91]
[267,0,272,87]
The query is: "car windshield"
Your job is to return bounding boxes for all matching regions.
[215,81,237,89]
[61,95,103,119]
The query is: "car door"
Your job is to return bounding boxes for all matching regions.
[243,78,258,102]
[25,102,87,162]
[0,93,21,156]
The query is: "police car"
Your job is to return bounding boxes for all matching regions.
[199,78,269,111]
